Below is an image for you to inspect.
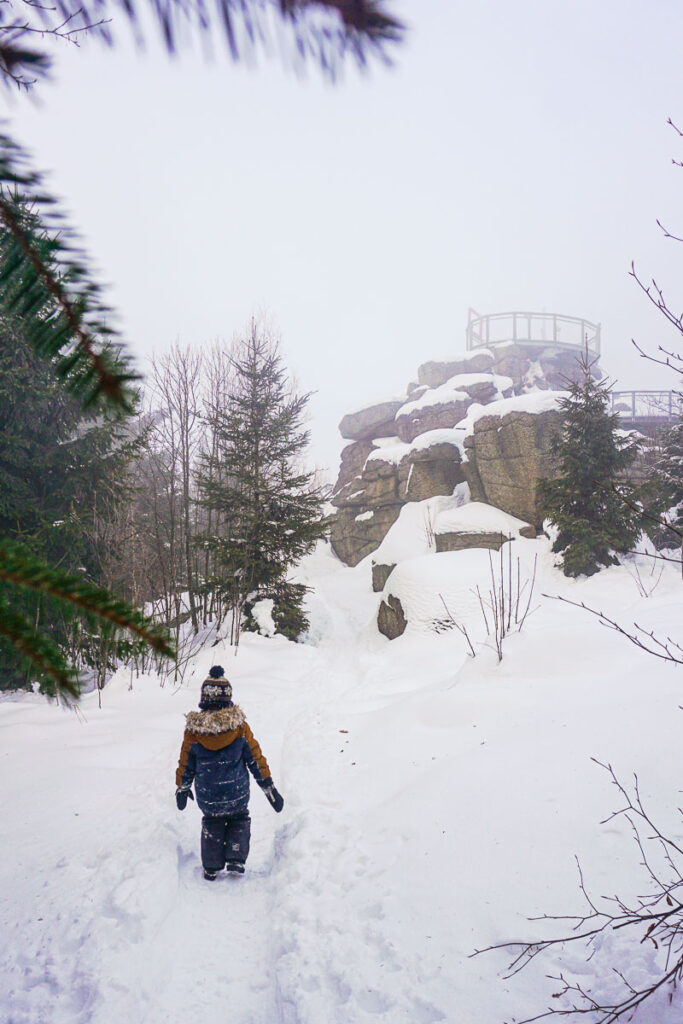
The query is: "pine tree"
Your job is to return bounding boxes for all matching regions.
[539,350,643,577]
[198,323,326,644]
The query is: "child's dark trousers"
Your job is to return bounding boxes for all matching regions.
[201,812,251,872]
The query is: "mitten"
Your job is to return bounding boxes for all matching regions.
[260,778,284,813]
[176,788,194,811]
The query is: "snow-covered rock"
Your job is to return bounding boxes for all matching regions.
[377,547,501,639]
[406,427,467,458]
[339,398,405,441]
[395,389,470,444]
[331,435,466,566]
[364,436,410,466]
[331,438,376,497]
[366,493,469,590]
[417,349,496,387]
[456,389,566,434]
[461,396,564,527]
[492,340,602,392]
[433,501,535,552]
[395,373,512,444]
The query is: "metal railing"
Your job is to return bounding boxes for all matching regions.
[466,311,601,356]
[611,390,682,423]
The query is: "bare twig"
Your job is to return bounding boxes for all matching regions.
[630,557,665,598]
[474,584,490,636]
[436,594,476,657]
[472,762,683,1023]
[656,217,683,244]
[477,545,537,661]
[543,593,683,666]
[630,264,683,343]
[518,554,538,630]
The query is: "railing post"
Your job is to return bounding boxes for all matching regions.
[632,392,636,420]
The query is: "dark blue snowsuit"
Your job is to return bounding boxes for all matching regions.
[176,704,271,872]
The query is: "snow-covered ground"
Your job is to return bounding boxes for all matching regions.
[3,539,683,1023]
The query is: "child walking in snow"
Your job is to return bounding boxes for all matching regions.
[175,665,284,880]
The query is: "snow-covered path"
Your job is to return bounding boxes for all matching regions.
[2,548,380,1024]
[271,559,452,1024]
[2,674,284,1024]
[5,540,683,1023]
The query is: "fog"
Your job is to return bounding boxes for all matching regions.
[12,0,683,475]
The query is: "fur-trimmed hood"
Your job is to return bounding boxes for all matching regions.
[185,705,246,736]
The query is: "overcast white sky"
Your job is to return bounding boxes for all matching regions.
[12,0,683,476]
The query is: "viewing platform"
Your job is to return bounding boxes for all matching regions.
[611,390,682,431]
[466,310,601,358]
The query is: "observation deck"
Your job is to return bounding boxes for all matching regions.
[611,390,682,431]
[466,310,601,358]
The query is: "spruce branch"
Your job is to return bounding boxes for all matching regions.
[592,476,683,544]
[0,135,140,410]
[0,0,404,91]
[0,596,80,699]
[0,539,175,657]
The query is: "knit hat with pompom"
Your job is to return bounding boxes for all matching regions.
[198,665,233,710]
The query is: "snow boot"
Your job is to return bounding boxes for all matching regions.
[226,860,245,875]
[203,869,218,881]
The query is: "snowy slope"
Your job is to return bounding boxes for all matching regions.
[3,541,683,1023]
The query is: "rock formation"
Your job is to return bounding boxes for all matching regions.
[417,350,495,388]
[492,343,589,394]
[339,399,405,442]
[328,327,617,641]
[330,342,571,567]
[462,399,563,528]
[394,373,512,443]
[331,432,468,567]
